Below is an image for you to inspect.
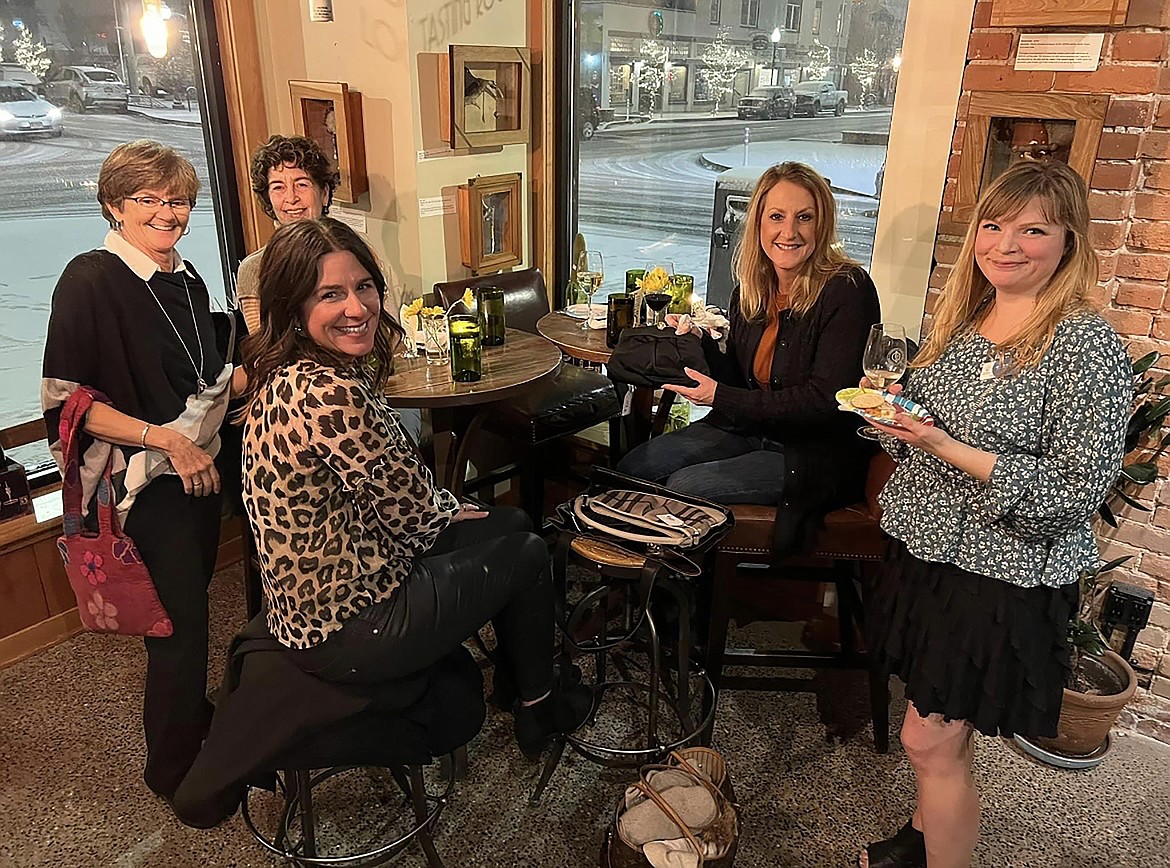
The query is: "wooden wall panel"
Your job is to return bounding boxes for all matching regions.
[0,547,50,638]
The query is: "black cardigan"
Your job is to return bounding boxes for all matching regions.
[702,265,882,553]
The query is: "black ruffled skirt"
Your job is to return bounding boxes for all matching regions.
[868,539,1078,739]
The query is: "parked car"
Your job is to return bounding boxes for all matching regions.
[578,87,601,140]
[736,86,795,120]
[0,83,63,138]
[792,80,847,117]
[44,66,129,113]
[0,63,43,92]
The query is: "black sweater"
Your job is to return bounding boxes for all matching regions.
[702,266,882,552]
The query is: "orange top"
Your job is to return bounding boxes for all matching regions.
[752,292,789,391]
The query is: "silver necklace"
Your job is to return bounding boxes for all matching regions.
[143,269,207,395]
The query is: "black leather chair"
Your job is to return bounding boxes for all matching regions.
[433,269,622,524]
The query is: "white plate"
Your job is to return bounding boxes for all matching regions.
[564,303,607,320]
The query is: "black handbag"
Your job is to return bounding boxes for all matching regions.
[606,327,711,388]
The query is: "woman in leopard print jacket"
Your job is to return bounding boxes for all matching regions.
[237,218,591,757]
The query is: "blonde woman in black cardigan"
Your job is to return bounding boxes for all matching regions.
[618,161,880,553]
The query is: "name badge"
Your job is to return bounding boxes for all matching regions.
[980,361,996,381]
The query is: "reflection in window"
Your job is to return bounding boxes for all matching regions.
[981,117,1075,194]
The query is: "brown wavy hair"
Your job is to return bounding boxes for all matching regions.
[915,159,1096,371]
[238,218,404,414]
[248,135,339,220]
[97,140,199,227]
[732,161,856,321]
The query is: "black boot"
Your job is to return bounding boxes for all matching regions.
[861,820,926,868]
[490,657,582,711]
[513,677,594,759]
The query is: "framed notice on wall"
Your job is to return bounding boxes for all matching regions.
[990,0,1129,27]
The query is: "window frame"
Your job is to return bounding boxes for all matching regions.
[785,0,802,32]
[710,0,722,25]
[740,0,760,28]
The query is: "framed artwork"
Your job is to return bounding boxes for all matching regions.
[989,0,1129,26]
[445,45,531,148]
[458,173,523,273]
[288,80,369,203]
[954,92,1106,223]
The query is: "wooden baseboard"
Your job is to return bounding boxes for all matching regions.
[0,608,83,669]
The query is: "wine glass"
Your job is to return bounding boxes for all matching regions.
[859,323,908,440]
[577,250,604,330]
[644,290,672,329]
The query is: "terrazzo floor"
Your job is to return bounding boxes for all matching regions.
[3,565,1170,868]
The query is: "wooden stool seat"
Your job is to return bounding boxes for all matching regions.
[569,537,647,570]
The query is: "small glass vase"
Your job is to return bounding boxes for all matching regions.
[448,314,483,383]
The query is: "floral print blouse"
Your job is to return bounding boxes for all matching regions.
[878,313,1132,589]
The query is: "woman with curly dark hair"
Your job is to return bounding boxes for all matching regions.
[235,135,339,334]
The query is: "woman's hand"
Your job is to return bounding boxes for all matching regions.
[450,502,489,522]
[156,429,220,496]
[869,407,948,454]
[664,367,717,406]
[665,314,703,337]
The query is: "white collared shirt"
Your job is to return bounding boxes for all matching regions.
[102,229,187,281]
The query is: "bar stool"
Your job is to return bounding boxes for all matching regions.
[530,471,733,803]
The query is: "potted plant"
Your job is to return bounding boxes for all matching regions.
[1018,352,1170,767]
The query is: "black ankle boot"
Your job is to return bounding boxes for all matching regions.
[490,658,582,711]
[513,678,594,759]
[861,820,926,868]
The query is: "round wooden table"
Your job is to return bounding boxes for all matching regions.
[535,310,611,364]
[535,311,675,446]
[385,328,561,490]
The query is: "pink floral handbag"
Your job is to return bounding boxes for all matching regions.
[55,387,173,638]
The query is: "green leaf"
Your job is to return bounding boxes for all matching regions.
[1099,500,1118,527]
[1133,352,1160,375]
[1123,461,1159,483]
[1100,555,1133,573]
[1115,489,1151,512]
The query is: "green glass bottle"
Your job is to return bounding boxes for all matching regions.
[448,314,482,383]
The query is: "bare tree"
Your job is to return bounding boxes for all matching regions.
[699,28,749,114]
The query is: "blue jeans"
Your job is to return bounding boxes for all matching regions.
[617,421,787,504]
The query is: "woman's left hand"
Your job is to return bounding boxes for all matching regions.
[870,407,949,455]
[663,367,717,406]
[450,502,489,522]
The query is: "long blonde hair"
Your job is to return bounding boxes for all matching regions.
[732,162,856,321]
[915,160,1097,369]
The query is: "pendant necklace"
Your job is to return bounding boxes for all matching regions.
[143,268,207,395]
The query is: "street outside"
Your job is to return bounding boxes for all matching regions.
[0,103,893,462]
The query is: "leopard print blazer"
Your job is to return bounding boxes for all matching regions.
[242,360,457,649]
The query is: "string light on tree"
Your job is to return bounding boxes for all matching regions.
[805,38,831,81]
[0,21,6,63]
[851,48,882,106]
[13,24,51,78]
[699,27,750,115]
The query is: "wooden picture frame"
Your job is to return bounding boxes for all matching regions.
[954,91,1107,223]
[288,80,369,203]
[445,45,531,149]
[989,0,1129,27]
[458,173,523,273]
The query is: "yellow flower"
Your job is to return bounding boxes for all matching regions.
[403,297,424,317]
[420,306,446,316]
[637,267,671,293]
[461,288,476,309]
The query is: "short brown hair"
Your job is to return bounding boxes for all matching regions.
[249,135,339,219]
[97,140,199,227]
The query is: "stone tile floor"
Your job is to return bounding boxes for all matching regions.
[2,565,1169,867]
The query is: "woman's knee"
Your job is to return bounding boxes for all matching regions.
[489,505,533,535]
[900,706,972,771]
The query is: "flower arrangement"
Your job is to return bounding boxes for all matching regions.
[636,267,672,294]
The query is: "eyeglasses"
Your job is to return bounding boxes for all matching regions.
[123,195,195,212]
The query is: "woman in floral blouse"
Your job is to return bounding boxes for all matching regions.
[237,218,591,758]
[858,160,1131,868]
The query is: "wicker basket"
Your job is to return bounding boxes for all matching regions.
[601,751,739,868]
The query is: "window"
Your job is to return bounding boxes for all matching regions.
[710,0,722,25]
[564,0,911,314]
[0,0,238,474]
[740,0,759,27]
[812,0,823,33]
[785,0,802,31]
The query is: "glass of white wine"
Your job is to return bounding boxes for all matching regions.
[859,323,908,440]
[578,250,604,330]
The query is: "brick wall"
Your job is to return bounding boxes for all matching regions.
[926,1,1170,742]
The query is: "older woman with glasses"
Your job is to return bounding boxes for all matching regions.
[41,140,241,803]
